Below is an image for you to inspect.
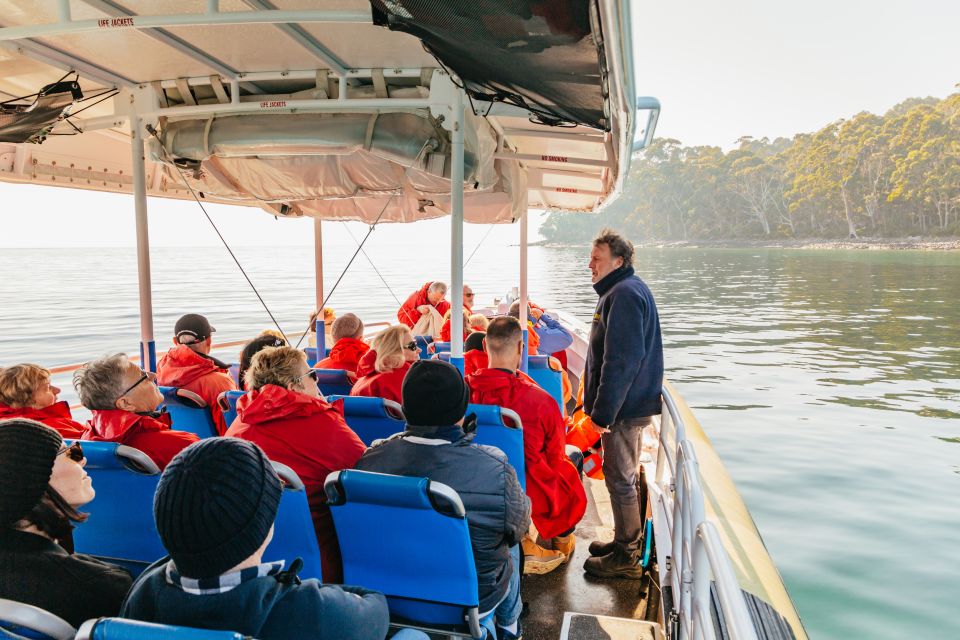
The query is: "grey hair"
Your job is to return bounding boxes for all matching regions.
[73,353,130,410]
[593,228,635,268]
[428,281,447,294]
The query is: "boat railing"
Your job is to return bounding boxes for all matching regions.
[659,386,758,640]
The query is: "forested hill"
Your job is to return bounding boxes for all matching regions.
[540,91,960,242]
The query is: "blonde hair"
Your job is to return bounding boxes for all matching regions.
[245,346,308,391]
[371,325,412,373]
[442,307,471,333]
[468,314,489,331]
[0,364,50,408]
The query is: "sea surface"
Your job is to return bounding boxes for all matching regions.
[1,245,959,639]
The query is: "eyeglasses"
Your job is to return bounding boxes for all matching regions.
[464,292,475,298]
[57,441,84,463]
[119,370,150,398]
[296,369,320,384]
[403,341,419,352]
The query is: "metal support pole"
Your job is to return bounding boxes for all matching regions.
[130,116,156,372]
[519,208,529,372]
[314,218,326,355]
[57,0,71,22]
[449,89,465,373]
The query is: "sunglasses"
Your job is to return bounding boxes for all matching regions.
[296,369,320,384]
[119,370,151,398]
[403,341,419,352]
[464,292,475,298]
[57,441,84,463]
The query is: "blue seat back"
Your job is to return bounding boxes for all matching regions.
[158,387,217,439]
[76,619,245,640]
[436,352,451,362]
[526,355,564,413]
[304,346,332,367]
[326,395,405,446]
[71,441,165,576]
[0,599,75,640]
[468,404,526,489]
[326,470,481,638]
[264,463,323,581]
[217,390,245,429]
[433,341,451,353]
[313,368,353,396]
[413,335,433,360]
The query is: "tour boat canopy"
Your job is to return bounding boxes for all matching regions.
[0,0,659,223]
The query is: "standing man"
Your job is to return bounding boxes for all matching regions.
[582,229,663,579]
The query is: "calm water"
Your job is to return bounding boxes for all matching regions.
[1,245,959,639]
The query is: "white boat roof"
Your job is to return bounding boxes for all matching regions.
[0,1,659,223]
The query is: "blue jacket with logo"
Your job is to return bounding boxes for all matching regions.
[583,266,664,426]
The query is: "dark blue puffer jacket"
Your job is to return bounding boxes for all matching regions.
[583,266,664,426]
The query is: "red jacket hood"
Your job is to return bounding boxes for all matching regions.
[463,350,488,376]
[0,401,85,437]
[356,349,378,378]
[84,409,173,440]
[156,345,224,387]
[237,384,343,426]
[319,337,370,371]
[466,367,523,400]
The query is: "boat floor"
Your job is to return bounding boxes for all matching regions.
[520,478,658,640]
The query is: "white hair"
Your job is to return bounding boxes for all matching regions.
[428,281,448,294]
[73,353,130,410]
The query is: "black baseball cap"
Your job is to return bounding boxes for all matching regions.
[174,313,216,344]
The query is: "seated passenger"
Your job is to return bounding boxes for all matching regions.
[440,307,471,343]
[397,281,450,334]
[307,307,337,349]
[315,313,369,374]
[355,360,531,640]
[121,438,393,640]
[350,326,418,404]
[462,284,475,312]
[226,346,365,584]
[0,364,85,438]
[466,317,587,573]
[156,314,237,435]
[238,333,287,392]
[75,355,199,469]
[463,331,488,375]
[0,419,132,626]
[469,313,490,332]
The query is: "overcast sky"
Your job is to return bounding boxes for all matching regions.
[1,0,957,248]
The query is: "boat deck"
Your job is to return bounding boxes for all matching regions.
[521,478,660,640]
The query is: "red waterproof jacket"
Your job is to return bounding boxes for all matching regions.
[156,345,237,435]
[355,349,378,379]
[349,361,412,405]
[464,350,488,376]
[315,337,370,374]
[82,410,199,470]
[466,368,586,538]
[0,401,86,439]
[397,282,451,328]
[226,384,366,584]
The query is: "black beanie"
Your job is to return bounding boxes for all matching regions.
[153,438,282,579]
[402,360,469,427]
[0,419,63,529]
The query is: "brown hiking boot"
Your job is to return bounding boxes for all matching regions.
[521,535,565,575]
[583,544,644,579]
[587,539,617,557]
[551,534,576,563]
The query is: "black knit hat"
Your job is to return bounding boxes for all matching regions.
[402,360,469,427]
[0,419,63,528]
[154,438,281,579]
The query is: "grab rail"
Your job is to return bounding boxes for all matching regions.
[658,385,758,640]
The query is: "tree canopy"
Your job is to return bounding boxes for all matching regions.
[541,91,960,242]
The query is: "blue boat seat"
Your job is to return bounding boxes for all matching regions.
[433,341,451,353]
[217,390,244,430]
[304,347,332,368]
[435,352,451,362]
[266,463,323,581]
[468,404,526,490]
[526,355,564,414]
[325,395,405,446]
[158,387,217,439]
[312,369,353,396]
[72,442,322,581]
[413,335,433,360]
[71,441,164,576]
[325,470,482,639]
[75,619,246,640]
[0,599,75,640]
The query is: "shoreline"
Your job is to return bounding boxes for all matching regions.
[536,237,960,251]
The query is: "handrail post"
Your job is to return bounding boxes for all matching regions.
[449,88,465,372]
[519,207,529,372]
[314,218,325,354]
[130,113,155,372]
